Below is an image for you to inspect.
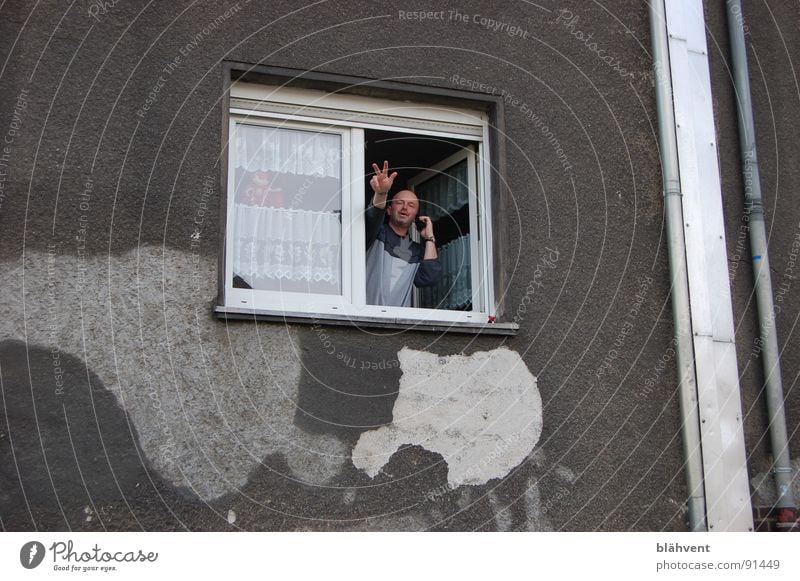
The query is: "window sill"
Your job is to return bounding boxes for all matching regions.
[213,306,518,336]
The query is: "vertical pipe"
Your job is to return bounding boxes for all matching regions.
[726,0,797,528]
[649,0,707,531]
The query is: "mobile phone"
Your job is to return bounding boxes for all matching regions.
[415,218,426,231]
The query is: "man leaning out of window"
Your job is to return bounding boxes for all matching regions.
[365,161,442,307]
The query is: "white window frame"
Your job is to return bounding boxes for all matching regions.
[222,82,496,325]
[225,116,355,313]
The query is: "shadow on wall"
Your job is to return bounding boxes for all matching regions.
[0,246,346,502]
[294,326,404,442]
[0,340,156,530]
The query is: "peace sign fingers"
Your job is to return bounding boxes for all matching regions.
[370,160,397,194]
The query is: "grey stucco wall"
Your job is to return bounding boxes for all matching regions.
[1,0,795,531]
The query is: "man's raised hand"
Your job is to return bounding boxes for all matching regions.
[370,160,398,195]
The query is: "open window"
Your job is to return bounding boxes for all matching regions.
[219,81,497,327]
[407,148,479,312]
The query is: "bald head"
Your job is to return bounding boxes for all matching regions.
[392,190,419,203]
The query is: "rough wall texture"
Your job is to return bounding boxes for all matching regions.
[1,0,794,531]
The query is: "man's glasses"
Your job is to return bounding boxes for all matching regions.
[390,200,418,209]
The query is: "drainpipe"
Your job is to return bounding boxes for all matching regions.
[649,0,707,531]
[726,0,797,529]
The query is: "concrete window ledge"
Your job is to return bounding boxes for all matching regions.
[213,306,518,336]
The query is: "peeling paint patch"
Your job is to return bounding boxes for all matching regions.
[489,490,513,531]
[352,347,542,487]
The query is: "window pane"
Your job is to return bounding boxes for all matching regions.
[231,123,342,295]
[415,159,472,310]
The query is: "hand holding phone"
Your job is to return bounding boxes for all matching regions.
[416,216,433,239]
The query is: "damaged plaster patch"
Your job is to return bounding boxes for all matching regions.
[0,246,347,500]
[352,347,542,487]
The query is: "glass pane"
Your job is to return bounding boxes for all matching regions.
[415,159,472,310]
[230,123,342,295]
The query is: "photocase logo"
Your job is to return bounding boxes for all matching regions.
[20,541,46,569]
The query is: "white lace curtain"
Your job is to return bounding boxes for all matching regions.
[233,205,341,289]
[234,123,341,179]
[420,234,472,310]
[416,160,472,309]
[418,160,469,221]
